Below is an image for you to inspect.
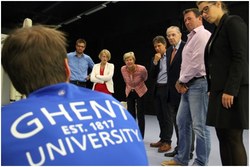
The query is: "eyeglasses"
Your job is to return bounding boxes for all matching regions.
[76,44,85,48]
[200,4,213,15]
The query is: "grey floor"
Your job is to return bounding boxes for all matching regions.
[143,115,249,166]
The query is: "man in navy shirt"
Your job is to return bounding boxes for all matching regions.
[1,25,148,166]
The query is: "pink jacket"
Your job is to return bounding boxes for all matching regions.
[121,64,148,97]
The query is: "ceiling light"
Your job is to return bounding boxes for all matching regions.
[84,4,107,16]
[64,16,81,25]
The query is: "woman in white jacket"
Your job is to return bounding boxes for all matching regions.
[90,49,114,94]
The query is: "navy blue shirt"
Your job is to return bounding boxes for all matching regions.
[1,83,148,165]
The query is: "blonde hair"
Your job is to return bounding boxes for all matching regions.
[98,49,111,60]
[123,51,136,62]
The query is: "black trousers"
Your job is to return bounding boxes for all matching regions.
[154,85,172,144]
[127,90,145,139]
[216,128,247,165]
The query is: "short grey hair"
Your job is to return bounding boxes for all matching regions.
[123,51,136,62]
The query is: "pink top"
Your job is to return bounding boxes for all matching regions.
[180,25,211,83]
[121,64,148,97]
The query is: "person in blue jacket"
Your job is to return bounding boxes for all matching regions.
[1,25,148,166]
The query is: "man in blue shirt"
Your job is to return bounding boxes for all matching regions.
[149,36,172,153]
[1,25,148,166]
[67,38,95,88]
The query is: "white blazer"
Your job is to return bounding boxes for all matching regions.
[90,62,114,93]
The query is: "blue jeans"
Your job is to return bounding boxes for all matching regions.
[174,78,211,165]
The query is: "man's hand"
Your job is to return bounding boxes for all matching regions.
[175,80,188,94]
[222,93,234,109]
[153,53,162,65]
[86,75,90,81]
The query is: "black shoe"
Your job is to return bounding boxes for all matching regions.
[190,153,193,159]
[164,150,177,157]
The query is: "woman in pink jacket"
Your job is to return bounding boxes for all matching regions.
[121,51,148,139]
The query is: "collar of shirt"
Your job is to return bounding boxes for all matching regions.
[74,51,84,57]
[162,53,166,58]
[188,25,205,37]
[174,40,182,50]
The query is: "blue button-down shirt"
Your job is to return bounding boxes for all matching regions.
[157,54,168,84]
[67,51,94,82]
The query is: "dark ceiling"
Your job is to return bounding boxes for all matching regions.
[1,1,248,40]
[2,1,248,36]
[1,1,117,32]
[1,1,200,48]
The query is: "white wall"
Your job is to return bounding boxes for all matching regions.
[1,66,11,105]
[1,34,11,105]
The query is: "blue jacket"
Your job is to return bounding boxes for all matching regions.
[1,83,148,165]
